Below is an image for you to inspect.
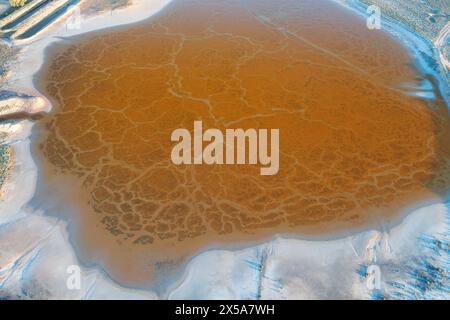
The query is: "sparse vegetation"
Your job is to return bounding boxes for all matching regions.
[0,145,12,193]
[9,0,26,8]
[360,0,450,40]
[0,42,19,81]
[81,0,131,16]
[0,0,29,18]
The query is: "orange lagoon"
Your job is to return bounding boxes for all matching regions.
[31,0,450,285]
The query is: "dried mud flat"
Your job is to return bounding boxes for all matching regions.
[32,0,450,285]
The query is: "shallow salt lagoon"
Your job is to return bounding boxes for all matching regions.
[0,0,449,299]
[30,0,450,287]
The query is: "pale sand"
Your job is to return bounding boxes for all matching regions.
[0,0,173,298]
[0,0,448,298]
[33,0,450,287]
[333,0,450,107]
[167,202,449,299]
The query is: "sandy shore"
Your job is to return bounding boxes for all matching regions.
[334,0,450,107]
[0,0,174,299]
[0,0,449,299]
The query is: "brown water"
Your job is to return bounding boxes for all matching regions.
[32,0,450,285]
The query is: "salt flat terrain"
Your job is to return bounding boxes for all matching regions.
[0,0,448,299]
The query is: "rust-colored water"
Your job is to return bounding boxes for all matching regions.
[32,0,450,285]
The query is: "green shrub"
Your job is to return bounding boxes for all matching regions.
[9,0,26,8]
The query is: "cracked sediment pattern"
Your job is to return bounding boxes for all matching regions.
[32,0,450,285]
